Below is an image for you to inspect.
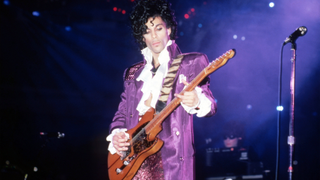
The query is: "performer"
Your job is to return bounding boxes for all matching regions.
[106,0,217,179]
[222,121,244,148]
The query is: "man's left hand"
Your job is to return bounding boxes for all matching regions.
[174,79,199,107]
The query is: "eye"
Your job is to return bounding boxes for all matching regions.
[157,27,163,31]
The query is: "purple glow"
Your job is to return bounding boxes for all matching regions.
[32,11,40,16]
[3,0,9,5]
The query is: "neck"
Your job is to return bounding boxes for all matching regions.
[152,57,160,68]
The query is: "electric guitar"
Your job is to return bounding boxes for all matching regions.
[108,49,236,180]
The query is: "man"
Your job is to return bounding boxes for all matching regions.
[106,0,217,179]
[222,121,243,148]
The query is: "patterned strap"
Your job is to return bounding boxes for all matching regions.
[158,55,184,102]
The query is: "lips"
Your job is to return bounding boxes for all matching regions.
[152,42,160,46]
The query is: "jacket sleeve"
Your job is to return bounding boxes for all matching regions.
[108,69,128,133]
[199,53,217,117]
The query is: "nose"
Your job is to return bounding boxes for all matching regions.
[151,31,157,38]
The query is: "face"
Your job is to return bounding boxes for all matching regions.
[143,16,171,58]
[223,137,240,148]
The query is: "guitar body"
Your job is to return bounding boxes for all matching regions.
[108,108,164,180]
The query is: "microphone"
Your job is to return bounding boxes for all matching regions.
[283,26,307,45]
[40,132,65,138]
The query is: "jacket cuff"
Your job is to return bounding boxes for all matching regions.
[181,86,212,117]
[106,128,129,154]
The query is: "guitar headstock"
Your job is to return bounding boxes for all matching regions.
[206,49,236,74]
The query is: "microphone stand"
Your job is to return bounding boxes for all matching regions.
[287,42,296,180]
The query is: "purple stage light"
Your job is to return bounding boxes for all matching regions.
[32,11,40,16]
[3,0,9,5]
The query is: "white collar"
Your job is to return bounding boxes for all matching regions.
[140,40,173,66]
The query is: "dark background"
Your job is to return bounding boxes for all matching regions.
[1,0,319,179]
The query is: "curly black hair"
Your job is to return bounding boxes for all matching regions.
[130,0,178,49]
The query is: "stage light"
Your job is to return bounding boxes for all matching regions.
[247,104,252,110]
[191,8,195,12]
[184,14,189,19]
[33,166,38,172]
[198,23,202,28]
[233,35,237,39]
[32,11,40,16]
[113,7,117,11]
[241,36,245,41]
[3,0,9,5]
[180,32,184,36]
[122,10,126,14]
[65,26,71,31]
[269,2,275,8]
[118,8,121,12]
[276,106,283,111]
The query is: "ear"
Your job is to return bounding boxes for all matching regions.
[167,27,171,37]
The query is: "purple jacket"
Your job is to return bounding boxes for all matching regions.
[109,43,217,180]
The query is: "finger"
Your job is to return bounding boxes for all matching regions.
[114,144,129,153]
[113,139,130,147]
[116,151,122,157]
[116,138,129,143]
[182,79,190,86]
[117,132,128,139]
[115,145,129,151]
[184,90,197,96]
[183,91,193,95]
[118,141,130,147]
[174,93,183,99]
[114,133,129,142]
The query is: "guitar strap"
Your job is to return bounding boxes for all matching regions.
[155,54,184,114]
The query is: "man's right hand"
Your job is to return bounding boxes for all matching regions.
[112,132,130,157]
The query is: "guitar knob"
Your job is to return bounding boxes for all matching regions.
[116,168,122,174]
[124,160,129,166]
